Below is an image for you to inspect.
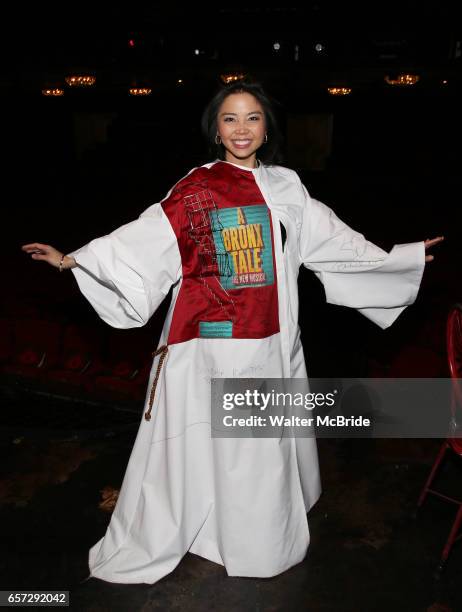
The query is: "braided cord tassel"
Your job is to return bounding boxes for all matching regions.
[144,345,169,421]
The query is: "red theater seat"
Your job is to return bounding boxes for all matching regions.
[43,323,105,396]
[90,330,152,403]
[2,318,62,380]
[416,303,462,576]
[388,345,446,378]
[0,319,14,364]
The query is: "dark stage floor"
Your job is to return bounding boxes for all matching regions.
[1,389,461,611]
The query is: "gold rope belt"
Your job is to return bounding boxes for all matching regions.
[144,344,169,421]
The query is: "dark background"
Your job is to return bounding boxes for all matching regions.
[3,3,461,376]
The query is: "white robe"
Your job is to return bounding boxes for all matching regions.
[68,160,425,584]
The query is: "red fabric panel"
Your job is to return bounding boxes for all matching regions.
[162,162,280,344]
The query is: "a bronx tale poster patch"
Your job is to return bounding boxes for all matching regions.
[209,205,275,291]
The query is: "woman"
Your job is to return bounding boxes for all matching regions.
[21,81,443,584]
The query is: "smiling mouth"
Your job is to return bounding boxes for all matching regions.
[231,139,253,148]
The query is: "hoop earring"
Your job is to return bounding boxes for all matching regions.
[264,133,268,143]
[215,134,222,145]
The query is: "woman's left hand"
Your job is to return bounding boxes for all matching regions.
[424,236,444,262]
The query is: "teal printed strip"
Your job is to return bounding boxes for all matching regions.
[199,321,233,338]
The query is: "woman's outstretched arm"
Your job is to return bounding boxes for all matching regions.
[21,243,77,270]
[20,202,182,329]
[298,184,444,329]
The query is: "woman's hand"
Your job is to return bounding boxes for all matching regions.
[424,236,444,262]
[20,242,76,270]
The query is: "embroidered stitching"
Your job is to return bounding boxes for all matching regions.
[184,189,236,322]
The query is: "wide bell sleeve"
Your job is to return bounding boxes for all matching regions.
[67,202,182,329]
[298,184,425,329]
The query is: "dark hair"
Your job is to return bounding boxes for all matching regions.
[201,81,284,165]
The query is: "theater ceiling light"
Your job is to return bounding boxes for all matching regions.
[129,87,152,96]
[65,75,96,86]
[384,74,420,86]
[327,87,352,95]
[41,88,64,96]
[220,73,246,84]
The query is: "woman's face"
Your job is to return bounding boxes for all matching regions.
[216,92,266,168]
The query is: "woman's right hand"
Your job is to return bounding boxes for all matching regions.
[20,242,76,270]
